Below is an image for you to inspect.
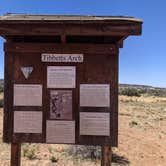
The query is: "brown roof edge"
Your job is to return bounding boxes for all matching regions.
[0,14,143,37]
[0,14,143,23]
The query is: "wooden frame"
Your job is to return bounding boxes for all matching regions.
[3,43,118,146]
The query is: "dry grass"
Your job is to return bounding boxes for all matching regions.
[119,95,166,103]
[0,94,166,166]
[0,93,3,100]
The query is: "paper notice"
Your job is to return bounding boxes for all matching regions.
[80,112,110,136]
[14,111,42,133]
[50,90,72,120]
[13,84,42,106]
[46,120,75,143]
[47,66,76,88]
[80,84,110,107]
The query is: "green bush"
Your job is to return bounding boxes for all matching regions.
[148,89,166,97]
[120,88,141,97]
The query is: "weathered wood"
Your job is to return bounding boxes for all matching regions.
[78,51,118,146]
[3,51,14,143]
[101,146,112,166]
[1,14,142,148]
[0,14,143,166]
[117,35,128,48]
[0,23,142,37]
[111,50,119,146]
[4,43,118,54]
[3,42,118,146]
[11,143,21,166]
[61,34,66,44]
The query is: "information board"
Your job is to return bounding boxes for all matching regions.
[3,44,118,146]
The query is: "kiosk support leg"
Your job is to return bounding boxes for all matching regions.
[11,143,21,166]
[101,146,112,166]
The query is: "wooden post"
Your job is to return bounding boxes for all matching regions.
[101,146,112,166]
[11,143,21,166]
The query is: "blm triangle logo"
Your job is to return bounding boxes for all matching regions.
[21,67,33,79]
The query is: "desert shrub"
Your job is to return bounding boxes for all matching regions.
[0,99,3,107]
[138,88,148,94]
[120,88,141,97]
[129,120,138,127]
[50,155,58,163]
[22,144,36,160]
[68,145,101,160]
[148,89,166,97]
[0,86,3,93]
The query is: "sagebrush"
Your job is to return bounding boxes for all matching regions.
[120,88,141,97]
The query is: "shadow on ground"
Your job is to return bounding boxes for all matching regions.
[112,153,130,166]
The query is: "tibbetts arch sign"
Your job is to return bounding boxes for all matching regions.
[0,14,142,147]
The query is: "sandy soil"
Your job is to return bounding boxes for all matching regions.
[0,95,165,166]
[117,95,166,166]
[0,93,3,100]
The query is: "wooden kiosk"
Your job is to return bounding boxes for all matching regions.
[0,14,142,166]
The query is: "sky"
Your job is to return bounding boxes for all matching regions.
[0,0,166,88]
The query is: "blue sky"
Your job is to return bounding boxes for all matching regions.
[0,0,166,87]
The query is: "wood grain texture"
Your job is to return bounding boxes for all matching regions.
[3,51,14,143]
[3,42,118,147]
[11,143,21,166]
[101,146,112,166]
[4,43,117,54]
[0,23,142,37]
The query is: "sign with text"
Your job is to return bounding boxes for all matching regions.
[14,111,43,133]
[80,112,110,136]
[3,43,118,147]
[46,120,75,144]
[80,84,110,107]
[47,66,76,88]
[42,54,83,63]
[13,84,42,106]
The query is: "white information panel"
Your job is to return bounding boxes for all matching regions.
[46,120,75,144]
[80,112,110,136]
[47,66,76,88]
[14,111,42,133]
[80,84,110,107]
[13,84,42,106]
